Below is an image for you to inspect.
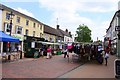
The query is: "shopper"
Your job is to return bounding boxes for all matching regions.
[63,44,68,58]
[104,47,109,66]
[46,45,52,59]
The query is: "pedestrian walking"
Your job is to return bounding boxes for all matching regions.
[46,45,52,59]
[104,47,110,66]
[64,44,69,58]
[18,44,22,59]
[41,47,44,57]
[76,44,80,55]
[97,44,104,64]
[73,44,77,54]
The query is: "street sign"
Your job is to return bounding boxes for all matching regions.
[115,26,120,31]
[115,59,120,79]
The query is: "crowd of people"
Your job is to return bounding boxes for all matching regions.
[63,43,101,59]
[62,43,110,65]
[38,42,110,65]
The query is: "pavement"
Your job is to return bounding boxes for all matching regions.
[59,54,117,78]
[2,53,83,78]
[1,53,117,78]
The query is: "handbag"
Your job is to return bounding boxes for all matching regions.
[105,53,109,58]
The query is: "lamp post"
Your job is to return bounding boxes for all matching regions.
[9,12,14,36]
[8,11,14,60]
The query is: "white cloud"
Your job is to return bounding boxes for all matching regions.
[39,0,119,13]
[38,0,119,41]
[15,7,35,18]
[91,21,110,41]
[1,0,39,2]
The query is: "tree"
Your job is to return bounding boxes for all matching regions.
[75,24,92,42]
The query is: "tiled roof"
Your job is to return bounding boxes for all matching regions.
[59,29,70,37]
[56,29,64,37]
[44,25,62,37]
[0,4,3,10]
[56,29,70,38]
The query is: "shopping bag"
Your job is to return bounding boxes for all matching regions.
[105,53,109,58]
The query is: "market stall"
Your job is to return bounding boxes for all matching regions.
[0,31,20,61]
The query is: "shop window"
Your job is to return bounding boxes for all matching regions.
[16,26,22,34]
[4,23,10,32]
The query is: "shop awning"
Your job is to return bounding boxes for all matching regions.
[35,41,61,45]
[0,31,20,42]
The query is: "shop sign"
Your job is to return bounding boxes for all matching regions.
[12,34,24,41]
[115,59,120,78]
[31,42,35,48]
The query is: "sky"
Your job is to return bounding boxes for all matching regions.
[1,0,120,41]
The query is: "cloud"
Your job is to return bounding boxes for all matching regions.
[91,21,110,41]
[38,0,119,41]
[14,7,35,18]
[39,0,118,13]
[1,0,39,2]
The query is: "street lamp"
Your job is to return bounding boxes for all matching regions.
[8,11,14,60]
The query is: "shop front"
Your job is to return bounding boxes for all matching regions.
[11,34,24,59]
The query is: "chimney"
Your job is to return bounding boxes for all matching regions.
[69,32,71,35]
[65,29,68,33]
[57,25,59,29]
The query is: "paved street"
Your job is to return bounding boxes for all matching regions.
[2,54,82,78]
[2,53,117,78]
[59,55,116,78]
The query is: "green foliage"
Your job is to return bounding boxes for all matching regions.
[75,24,92,42]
